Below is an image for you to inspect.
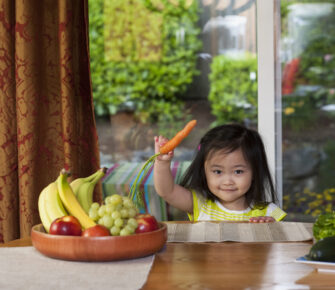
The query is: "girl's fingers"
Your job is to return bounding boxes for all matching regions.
[154,135,174,161]
[249,216,275,223]
[158,137,171,152]
[154,136,160,153]
[155,136,167,153]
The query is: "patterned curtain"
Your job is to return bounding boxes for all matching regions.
[0,0,101,243]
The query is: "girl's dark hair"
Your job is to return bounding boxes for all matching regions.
[180,123,278,208]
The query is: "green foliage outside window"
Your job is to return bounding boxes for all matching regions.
[295,5,335,93]
[208,54,258,126]
[282,4,335,130]
[283,187,335,218]
[88,0,202,126]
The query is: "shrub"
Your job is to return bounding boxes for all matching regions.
[207,54,258,126]
[88,0,202,126]
[283,188,335,218]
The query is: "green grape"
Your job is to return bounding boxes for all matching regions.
[120,208,129,218]
[115,203,123,210]
[124,224,135,234]
[110,194,122,205]
[98,205,106,217]
[128,208,137,218]
[111,210,121,220]
[120,228,131,236]
[88,208,99,221]
[122,197,134,208]
[105,204,116,214]
[98,218,104,226]
[104,196,112,204]
[110,226,121,236]
[91,202,100,211]
[127,218,138,229]
[102,215,114,228]
[114,217,124,228]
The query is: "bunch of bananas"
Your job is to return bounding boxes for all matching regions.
[38,168,106,232]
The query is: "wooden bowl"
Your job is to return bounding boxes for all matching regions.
[31,223,167,262]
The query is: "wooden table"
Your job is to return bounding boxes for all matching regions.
[2,237,335,289]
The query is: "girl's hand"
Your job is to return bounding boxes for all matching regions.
[155,136,174,162]
[249,216,275,223]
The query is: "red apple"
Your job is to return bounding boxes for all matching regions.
[135,214,159,234]
[82,224,110,237]
[49,216,82,236]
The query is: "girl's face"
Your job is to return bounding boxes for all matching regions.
[204,148,253,211]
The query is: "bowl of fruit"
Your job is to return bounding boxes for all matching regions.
[31,218,167,262]
[32,169,167,261]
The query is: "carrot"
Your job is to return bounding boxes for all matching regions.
[128,120,197,208]
[159,120,197,154]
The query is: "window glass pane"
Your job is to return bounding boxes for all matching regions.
[89,0,257,220]
[280,1,335,222]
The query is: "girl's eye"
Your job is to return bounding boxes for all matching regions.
[213,170,222,175]
[235,170,244,175]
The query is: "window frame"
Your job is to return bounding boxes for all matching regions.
[256,0,283,206]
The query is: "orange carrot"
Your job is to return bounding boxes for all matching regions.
[159,120,197,154]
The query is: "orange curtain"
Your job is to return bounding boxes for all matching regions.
[0,0,101,243]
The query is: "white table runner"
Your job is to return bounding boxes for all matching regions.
[0,247,154,290]
[167,221,313,243]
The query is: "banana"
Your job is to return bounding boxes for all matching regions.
[38,182,69,233]
[73,168,106,214]
[57,169,96,229]
[44,182,68,224]
[38,183,53,233]
[70,169,103,197]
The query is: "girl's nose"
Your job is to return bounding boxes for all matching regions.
[222,174,234,185]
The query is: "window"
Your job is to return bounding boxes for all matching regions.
[89,0,258,220]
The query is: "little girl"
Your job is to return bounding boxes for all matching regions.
[153,123,286,222]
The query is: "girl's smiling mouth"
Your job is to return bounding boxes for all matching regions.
[221,188,237,192]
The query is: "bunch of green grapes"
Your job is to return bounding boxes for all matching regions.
[88,194,139,236]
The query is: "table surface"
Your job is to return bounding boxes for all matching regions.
[2,230,335,289]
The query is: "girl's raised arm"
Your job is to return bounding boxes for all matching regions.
[153,136,193,214]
